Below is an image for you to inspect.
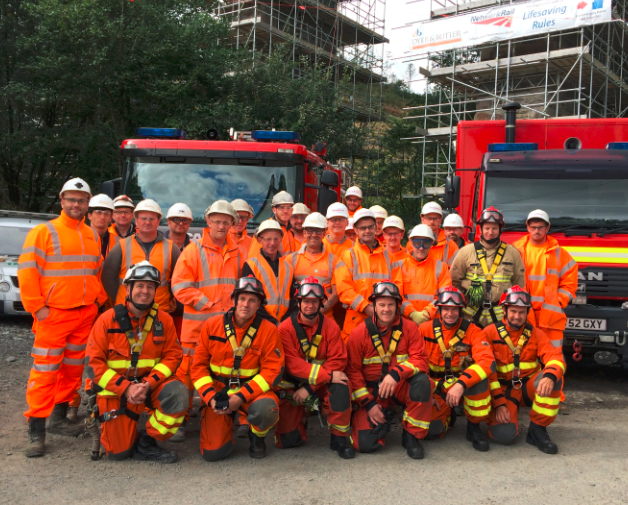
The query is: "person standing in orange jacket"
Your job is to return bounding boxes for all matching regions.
[248,191,298,258]
[323,202,353,258]
[407,202,459,266]
[369,205,388,246]
[344,186,363,218]
[484,287,566,454]
[290,202,311,248]
[275,278,354,458]
[164,203,193,252]
[420,286,494,451]
[18,178,107,458]
[109,195,136,238]
[190,277,284,461]
[86,262,188,462]
[346,281,431,459]
[230,199,255,265]
[383,216,409,267]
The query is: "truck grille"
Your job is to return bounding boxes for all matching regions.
[578,266,628,299]
[11,276,19,288]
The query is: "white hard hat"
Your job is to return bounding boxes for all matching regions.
[421,201,443,216]
[167,203,193,220]
[346,218,354,231]
[122,260,161,286]
[352,208,376,227]
[527,209,550,225]
[204,200,238,222]
[326,202,349,220]
[369,205,388,220]
[383,216,405,232]
[303,212,327,229]
[443,213,464,228]
[255,219,284,237]
[231,199,254,217]
[292,203,311,216]
[408,224,437,244]
[345,186,363,199]
[60,178,91,198]
[113,195,135,209]
[272,191,294,206]
[134,199,163,219]
[88,194,114,211]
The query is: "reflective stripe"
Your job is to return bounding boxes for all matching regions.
[541,302,563,314]
[210,363,259,377]
[194,295,210,312]
[558,289,574,301]
[41,268,99,277]
[98,368,117,389]
[31,347,64,357]
[362,356,382,365]
[464,396,491,407]
[311,359,326,365]
[153,362,173,378]
[308,364,321,385]
[496,361,538,373]
[464,273,511,282]
[172,281,196,292]
[352,387,369,400]
[251,374,270,393]
[66,343,87,352]
[559,260,577,277]
[32,363,61,372]
[396,354,409,362]
[466,363,488,381]
[97,390,118,397]
[194,376,213,390]
[194,240,212,286]
[402,412,430,430]
[547,268,559,276]
[464,404,491,417]
[62,357,84,366]
[149,414,179,435]
[535,394,561,406]
[528,274,546,281]
[182,346,196,356]
[429,363,460,373]
[354,272,389,281]
[550,339,563,348]
[329,423,350,433]
[248,257,288,310]
[106,358,161,369]
[21,246,47,259]
[400,301,412,313]
[489,381,501,391]
[18,261,42,273]
[399,361,420,374]
[124,237,133,270]
[406,293,434,301]
[161,239,170,287]
[391,260,405,269]
[563,246,628,264]
[350,294,365,311]
[44,222,61,256]
[530,296,545,303]
[435,259,443,279]
[183,311,224,321]
[45,254,100,263]
[532,402,559,417]
[545,359,566,373]
[154,409,185,426]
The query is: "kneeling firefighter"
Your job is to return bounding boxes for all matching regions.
[345,281,431,459]
[275,277,354,459]
[190,276,284,461]
[86,261,188,463]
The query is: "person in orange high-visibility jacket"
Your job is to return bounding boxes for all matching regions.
[18,178,108,458]
[230,199,255,267]
[248,191,298,258]
[275,278,354,458]
[344,186,363,218]
[484,287,566,455]
[513,210,578,350]
[333,209,403,342]
[346,281,431,459]
[109,195,136,239]
[86,262,188,462]
[407,202,459,265]
[419,286,494,451]
[324,202,353,259]
[190,277,284,461]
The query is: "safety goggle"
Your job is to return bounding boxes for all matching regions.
[438,291,465,306]
[131,265,160,282]
[480,210,503,223]
[372,282,399,298]
[411,238,433,249]
[503,291,531,306]
[236,277,263,292]
[299,283,327,299]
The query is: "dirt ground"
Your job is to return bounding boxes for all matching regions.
[1,316,627,505]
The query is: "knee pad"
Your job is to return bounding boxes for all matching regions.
[489,423,518,445]
[202,441,234,462]
[533,373,563,391]
[85,365,95,380]
[408,373,431,403]
[277,428,304,449]
[427,419,447,438]
[464,378,489,397]
[247,398,278,431]
[356,429,383,453]
[157,380,189,414]
[328,383,351,412]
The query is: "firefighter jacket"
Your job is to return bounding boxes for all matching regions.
[108,223,136,239]
[171,230,240,345]
[18,211,107,314]
[419,317,494,389]
[190,311,284,405]
[513,235,578,331]
[407,229,458,266]
[483,320,566,409]
[400,254,451,320]
[101,231,180,312]
[229,229,252,270]
[323,235,353,259]
[278,313,347,389]
[285,244,336,295]
[87,304,182,397]
[248,217,297,258]
[243,252,294,322]
[346,316,428,410]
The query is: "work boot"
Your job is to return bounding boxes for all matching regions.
[330,434,355,459]
[47,402,85,437]
[248,429,267,459]
[169,422,186,443]
[25,418,46,458]
[236,424,249,439]
[526,422,558,455]
[401,430,425,460]
[133,430,178,463]
[466,421,489,452]
[66,406,79,423]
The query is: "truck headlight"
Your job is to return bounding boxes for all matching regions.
[0,281,11,293]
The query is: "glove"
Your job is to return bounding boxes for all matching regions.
[409,310,430,326]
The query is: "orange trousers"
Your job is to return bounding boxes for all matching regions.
[175,344,196,421]
[539,327,566,402]
[340,309,365,343]
[26,304,98,419]
[275,383,352,448]
[97,378,188,460]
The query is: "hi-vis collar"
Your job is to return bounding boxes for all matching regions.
[223,309,262,390]
[365,317,403,380]
[432,318,471,383]
[495,321,533,389]
[290,313,324,362]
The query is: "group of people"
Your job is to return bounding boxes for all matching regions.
[17,178,578,464]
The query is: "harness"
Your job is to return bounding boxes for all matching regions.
[290,313,324,363]
[468,242,507,325]
[494,321,533,390]
[223,309,262,390]
[432,318,471,384]
[365,317,403,382]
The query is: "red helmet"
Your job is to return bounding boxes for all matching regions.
[435,286,466,308]
[296,276,328,301]
[231,275,266,304]
[499,286,532,308]
[369,280,402,303]
[477,206,505,228]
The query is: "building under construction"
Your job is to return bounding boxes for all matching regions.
[401,0,628,198]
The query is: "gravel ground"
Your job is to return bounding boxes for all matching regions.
[1,316,627,505]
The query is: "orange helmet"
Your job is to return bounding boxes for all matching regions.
[477,206,505,228]
[435,286,466,308]
[296,276,327,301]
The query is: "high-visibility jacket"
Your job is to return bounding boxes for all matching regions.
[347,206,362,218]
[333,240,403,339]
[513,235,577,331]
[248,218,297,258]
[407,229,458,265]
[484,320,566,409]
[246,252,294,322]
[190,311,284,405]
[278,314,347,387]
[389,248,409,270]
[229,229,252,272]
[108,222,136,239]
[171,230,240,345]
[87,304,182,397]
[18,211,107,313]
[346,316,427,408]
[323,235,353,259]
[400,254,451,319]
[284,244,335,294]
[419,317,493,388]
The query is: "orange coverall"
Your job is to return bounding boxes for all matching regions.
[400,254,451,320]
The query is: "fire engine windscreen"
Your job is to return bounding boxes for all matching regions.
[125,159,298,225]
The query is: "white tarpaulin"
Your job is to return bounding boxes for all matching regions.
[393,0,612,61]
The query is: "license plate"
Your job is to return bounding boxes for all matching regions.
[566,318,607,331]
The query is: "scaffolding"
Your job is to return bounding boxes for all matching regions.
[215,0,388,194]
[401,0,628,200]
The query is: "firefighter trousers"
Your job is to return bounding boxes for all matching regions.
[428,377,491,438]
[540,327,566,402]
[275,383,352,448]
[200,390,279,462]
[97,378,188,460]
[350,377,431,453]
[25,304,99,419]
[174,343,196,421]
[487,371,562,445]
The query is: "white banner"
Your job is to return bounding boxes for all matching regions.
[393,0,612,61]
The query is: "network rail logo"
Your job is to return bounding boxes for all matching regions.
[470,9,515,27]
